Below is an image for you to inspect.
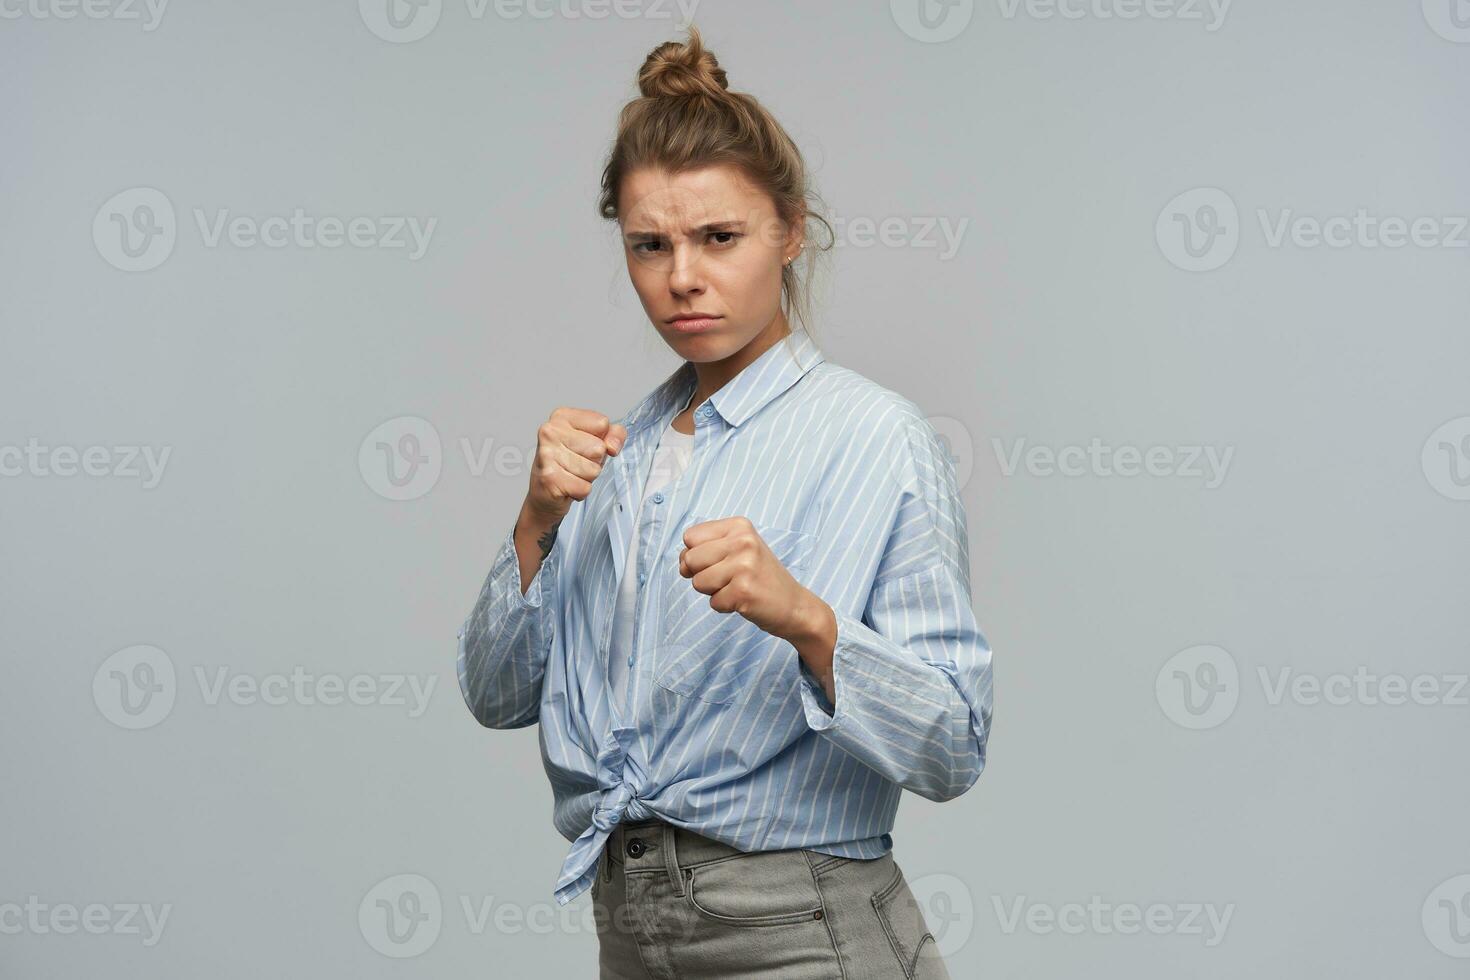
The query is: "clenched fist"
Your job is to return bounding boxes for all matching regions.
[524,407,627,526]
[674,516,812,641]
[675,515,840,702]
[513,408,626,585]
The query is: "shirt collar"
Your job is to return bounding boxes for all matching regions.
[620,325,825,435]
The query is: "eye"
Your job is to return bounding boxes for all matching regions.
[709,231,740,246]
[632,240,664,255]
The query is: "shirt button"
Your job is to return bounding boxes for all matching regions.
[627,654,634,666]
[626,837,646,858]
[652,492,663,504]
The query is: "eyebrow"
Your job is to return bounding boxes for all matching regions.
[623,220,747,242]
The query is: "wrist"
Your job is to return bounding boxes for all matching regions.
[517,498,562,538]
[785,589,837,694]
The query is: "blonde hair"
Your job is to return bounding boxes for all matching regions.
[598,24,831,341]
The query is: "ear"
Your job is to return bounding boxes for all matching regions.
[784,209,806,256]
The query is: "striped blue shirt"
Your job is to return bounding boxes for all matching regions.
[457,325,993,906]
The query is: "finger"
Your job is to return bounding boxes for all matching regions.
[552,406,617,439]
[605,423,628,456]
[558,427,612,466]
[548,442,602,483]
[678,531,750,583]
[683,544,740,597]
[680,515,743,552]
[544,467,595,503]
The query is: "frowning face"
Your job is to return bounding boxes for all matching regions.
[619,163,803,364]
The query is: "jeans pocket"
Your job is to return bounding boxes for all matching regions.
[654,516,816,706]
[681,851,827,927]
[872,862,946,979]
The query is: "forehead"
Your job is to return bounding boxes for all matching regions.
[620,164,773,230]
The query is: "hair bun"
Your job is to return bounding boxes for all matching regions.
[637,25,729,100]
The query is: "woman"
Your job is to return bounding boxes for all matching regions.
[457,26,992,979]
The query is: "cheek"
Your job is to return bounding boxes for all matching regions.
[715,252,783,308]
[625,258,662,300]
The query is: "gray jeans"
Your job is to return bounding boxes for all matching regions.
[591,818,951,979]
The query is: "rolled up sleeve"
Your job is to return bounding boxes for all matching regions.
[797,413,993,802]
[457,522,561,729]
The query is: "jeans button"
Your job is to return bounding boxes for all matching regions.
[626,837,646,859]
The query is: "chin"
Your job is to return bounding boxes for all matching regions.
[662,328,737,361]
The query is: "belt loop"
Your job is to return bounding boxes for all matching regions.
[663,821,685,897]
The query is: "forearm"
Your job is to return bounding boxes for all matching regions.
[513,498,563,596]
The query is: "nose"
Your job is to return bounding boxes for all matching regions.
[667,240,705,297]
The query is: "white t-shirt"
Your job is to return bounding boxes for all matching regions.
[607,401,695,714]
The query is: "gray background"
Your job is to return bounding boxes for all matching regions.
[3,0,1468,976]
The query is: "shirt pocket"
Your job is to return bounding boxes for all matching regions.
[653,515,817,706]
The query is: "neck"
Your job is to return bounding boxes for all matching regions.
[687,311,792,410]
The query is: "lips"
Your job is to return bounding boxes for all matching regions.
[668,314,722,333]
